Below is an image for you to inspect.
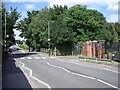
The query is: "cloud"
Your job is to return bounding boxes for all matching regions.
[48,0,119,7]
[24,4,35,9]
[107,14,118,23]
[107,4,118,11]
[9,0,49,2]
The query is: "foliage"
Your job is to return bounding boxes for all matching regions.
[1,3,21,49]
[17,4,120,55]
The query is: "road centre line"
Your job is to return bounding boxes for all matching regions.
[46,61,119,89]
[47,62,96,80]
[56,59,120,74]
[71,72,95,80]
[18,61,52,89]
[97,79,118,89]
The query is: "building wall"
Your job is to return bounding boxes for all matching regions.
[81,40,105,59]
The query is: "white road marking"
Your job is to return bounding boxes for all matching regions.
[41,57,46,59]
[47,62,62,69]
[70,59,75,61]
[32,76,52,89]
[18,58,119,89]
[62,68,71,73]
[27,57,32,59]
[102,68,119,74]
[57,59,63,62]
[23,66,32,77]
[34,57,40,59]
[47,62,95,80]
[20,57,25,60]
[18,61,52,89]
[71,72,95,80]
[56,59,120,74]
[97,79,118,89]
[46,61,119,89]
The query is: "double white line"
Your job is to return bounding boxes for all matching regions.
[18,61,52,89]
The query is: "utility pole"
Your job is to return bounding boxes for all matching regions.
[48,22,50,57]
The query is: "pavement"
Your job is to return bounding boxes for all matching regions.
[2,50,120,90]
[2,53,32,89]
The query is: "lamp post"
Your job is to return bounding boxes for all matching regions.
[48,22,50,57]
[5,12,7,54]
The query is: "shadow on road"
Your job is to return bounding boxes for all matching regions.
[11,52,36,59]
[2,54,33,89]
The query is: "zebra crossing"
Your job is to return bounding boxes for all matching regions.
[19,56,46,60]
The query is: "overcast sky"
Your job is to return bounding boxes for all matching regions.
[4,0,119,41]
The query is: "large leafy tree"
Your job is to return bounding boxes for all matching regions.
[67,4,107,42]
[1,3,20,51]
[17,4,120,55]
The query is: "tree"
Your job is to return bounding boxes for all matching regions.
[17,4,119,56]
[1,2,20,59]
[1,3,21,53]
[67,4,107,42]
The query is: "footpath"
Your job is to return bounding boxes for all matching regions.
[2,54,32,89]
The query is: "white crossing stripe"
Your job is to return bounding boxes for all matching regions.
[27,57,32,59]
[41,57,46,59]
[20,57,25,60]
[34,57,40,59]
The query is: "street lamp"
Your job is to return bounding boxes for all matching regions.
[48,22,50,56]
[5,12,7,54]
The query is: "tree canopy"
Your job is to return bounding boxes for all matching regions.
[17,4,120,55]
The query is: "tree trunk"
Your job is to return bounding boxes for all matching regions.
[29,46,30,52]
[54,46,57,56]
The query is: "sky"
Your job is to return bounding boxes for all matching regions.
[3,0,120,41]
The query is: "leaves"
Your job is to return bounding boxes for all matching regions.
[17,4,120,55]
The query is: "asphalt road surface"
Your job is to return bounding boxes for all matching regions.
[11,50,120,89]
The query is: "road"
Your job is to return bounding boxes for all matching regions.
[12,50,119,89]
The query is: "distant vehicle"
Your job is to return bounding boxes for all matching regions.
[9,44,21,51]
[16,48,21,50]
[8,48,12,54]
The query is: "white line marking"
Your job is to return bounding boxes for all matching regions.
[97,79,118,89]
[70,59,75,61]
[62,68,71,73]
[20,57,25,60]
[27,57,32,59]
[56,59,120,74]
[18,61,51,89]
[47,62,50,65]
[46,61,119,89]
[47,62,95,80]
[41,57,46,59]
[102,68,119,74]
[47,62,62,69]
[23,66,32,77]
[18,60,119,89]
[34,57,40,59]
[71,72,95,80]
[57,59,63,62]
[32,76,52,89]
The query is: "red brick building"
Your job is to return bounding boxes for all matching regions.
[81,40,105,59]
